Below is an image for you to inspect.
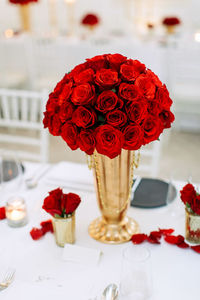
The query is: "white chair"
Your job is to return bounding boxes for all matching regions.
[168,42,200,131]
[0,88,49,163]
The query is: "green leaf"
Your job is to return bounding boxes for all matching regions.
[98,114,105,123]
[111,88,116,93]
[54,213,61,218]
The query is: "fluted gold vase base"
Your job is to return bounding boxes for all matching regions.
[89,216,139,244]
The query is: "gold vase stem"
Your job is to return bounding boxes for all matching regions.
[19,4,31,32]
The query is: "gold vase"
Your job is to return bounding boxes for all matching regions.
[19,4,31,32]
[88,149,140,244]
[52,214,75,247]
[166,25,175,34]
[185,208,200,244]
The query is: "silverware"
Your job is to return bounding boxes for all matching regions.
[101,283,118,300]
[25,165,51,189]
[0,268,15,291]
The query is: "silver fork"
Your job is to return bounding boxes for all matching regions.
[0,268,15,291]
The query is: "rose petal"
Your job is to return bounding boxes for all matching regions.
[150,231,162,239]
[190,245,200,254]
[0,207,6,220]
[131,234,147,244]
[147,234,161,244]
[164,235,184,245]
[30,228,44,240]
[177,241,189,249]
[159,228,174,236]
[40,220,54,234]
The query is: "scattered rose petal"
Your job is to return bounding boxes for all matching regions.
[159,228,174,236]
[164,234,184,245]
[150,231,162,239]
[30,228,44,240]
[0,207,6,220]
[131,234,147,244]
[177,241,189,249]
[147,234,160,244]
[190,245,200,254]
[40,219,54,234]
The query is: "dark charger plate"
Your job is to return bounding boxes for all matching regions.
[131,178,177,208]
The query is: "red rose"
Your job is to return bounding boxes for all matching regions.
[0,207,6,220]
[106,110,127,127]
[61,121,79,150]
[120,60,146,81]
[159,110,175,128]
[9,0,38,4]
[74,68,94,84]
[135,74,156,100]
[42,188,63,217]
[86,55,108,71]
[30,228,44,240]
[46,97,60,115]
[162,17,181,26]
[180,184,196,205]
[81,14,99,26]
[95,91,118,113]
[49,114,62,136]
[95,69,119,89]
[142,115,163,144]
[59,101,74,123]
[71,83,95,105]
[79,129,96,155]
[148,100,161,116]
[125,100,148,123]
[119,83,141,101]
[58,82,73,105]
[156,86,172,110]
[95,125,124,158]
[72,106,97,128]
[146,69,162,87]
[191,195,200,215]
[107,54,127,71]
[123,125,144,150]
[40,220,54,234]
[64,193,81,214]
[70,62,87,78]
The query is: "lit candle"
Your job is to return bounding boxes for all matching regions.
[4,29,14,39]
[194,32,200,43]
[6,197,28,227]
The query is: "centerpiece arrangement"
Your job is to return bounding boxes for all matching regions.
[181,183,200,243]
[9,0,39,32]
[81,13,99,32]
[43,53,174,244]
[42,188,81,247]
[162,17,181,34]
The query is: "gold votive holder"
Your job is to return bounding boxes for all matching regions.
[6,196,28,228]
[185,208,200,244]
[52,214,75,247]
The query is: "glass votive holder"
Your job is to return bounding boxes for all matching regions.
[6,197,28,227]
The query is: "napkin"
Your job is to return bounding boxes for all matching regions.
[62,244,102,266]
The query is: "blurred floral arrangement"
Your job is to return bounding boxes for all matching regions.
[42,188,81,218]
[181,183,200,215]
[43,53,174,159]
[9,0,38,4]
[162,17,181,26]
[81,13,99,27]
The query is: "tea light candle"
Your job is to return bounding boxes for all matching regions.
[6,197,28,227]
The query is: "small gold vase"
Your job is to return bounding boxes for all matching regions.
[185,208,200,244]
[88,149,139,244]
[19,4,31,32]
[166,25,175,34]
[52,214,75,247]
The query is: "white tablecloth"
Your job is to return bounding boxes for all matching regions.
[0,161,199,300]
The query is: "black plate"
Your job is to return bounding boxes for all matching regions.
[0,160,25,182]
[131,178,177,208]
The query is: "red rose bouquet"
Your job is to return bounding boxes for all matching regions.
[42,188,81,218]
[43,53,174,159]
[180,184,200,215]
[162,17,181,26]
[9,0,38,4]
[81,14,99,26]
